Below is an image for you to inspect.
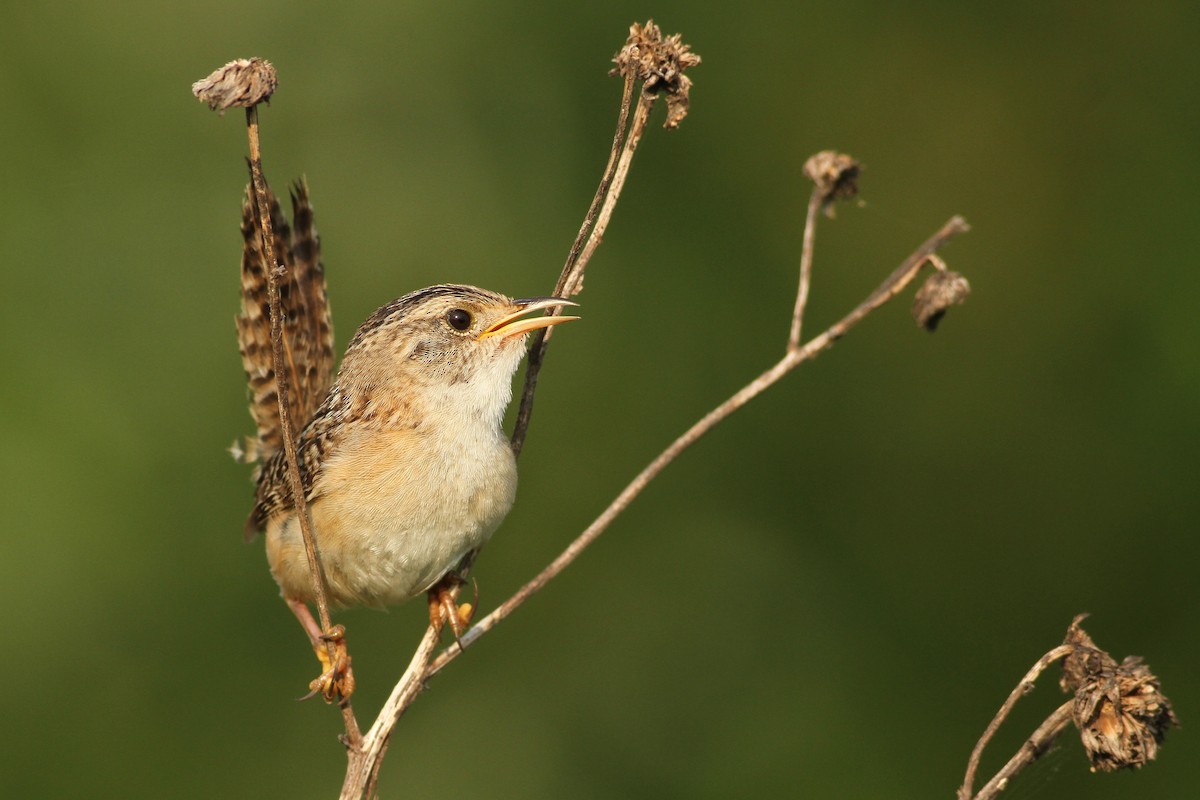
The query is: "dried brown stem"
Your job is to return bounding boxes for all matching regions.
[789,186,823,350]
[350,61,668,792]
[556,69,639,300]
[563,93,654,297]
[972,701,1076,800]
[352,183,967,794]
[244,109,329,629]
[245,106,360,742]
[339,626,440,800]
[958,644,1075,800]
[511,70,642,459]
[427,215,968,676]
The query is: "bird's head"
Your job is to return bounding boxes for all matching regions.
[338,284,578,424]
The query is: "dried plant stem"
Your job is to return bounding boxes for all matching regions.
[244,107,331,634]
[972,701,1075,800]
[789,187,823,349]
[958,644,1075,800]
[428,214,969,676]
[427,214,969,676]
[556,70,638,299]
[562,93,654,297]
[339,626,440,800]
[511,73,645,458]
[345,76,665,793]
[347,179,967,792]
[245,106,359,742]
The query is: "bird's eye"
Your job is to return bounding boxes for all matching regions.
[446,308,473,331]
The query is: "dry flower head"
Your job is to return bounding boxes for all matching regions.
[803,151,861,217]
[913,267,971,331]
[611,20,701,128]
[1060,616,1177,773]
[192,58,278,114]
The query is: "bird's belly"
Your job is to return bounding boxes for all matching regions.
[266,429,517,608]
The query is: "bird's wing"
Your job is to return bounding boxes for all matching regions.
[235,177,335,462]
[244,386,347,541]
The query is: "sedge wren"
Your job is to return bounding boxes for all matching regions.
[236,181,577,699]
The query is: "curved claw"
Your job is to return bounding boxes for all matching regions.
[428,575,476,647]
[301,625,354,702]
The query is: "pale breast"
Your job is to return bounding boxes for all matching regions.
[266,422,517,607]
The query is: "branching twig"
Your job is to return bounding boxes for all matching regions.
[973,701,1075,800]
[340,626,440,800]
[511,68,637,458]
[340,133,969,798]
[512,19,700,457]
[958,644,1075,800]
[199,35,987,800]
[512,92,653,456]
[428,213,969,676]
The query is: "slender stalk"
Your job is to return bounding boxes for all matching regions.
[510,72,644,459]
[789,187,823,350]
[972,701,1075,800]
[561,93,654,298]
[245,106,331,635]
[429,215,970,676]
[958,644,1075,800]
[339,626,440,800]
[556,69,639,299]
[245,106,358,741]
[355,154,969,789]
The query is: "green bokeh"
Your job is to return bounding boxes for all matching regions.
[1,2,1195,797]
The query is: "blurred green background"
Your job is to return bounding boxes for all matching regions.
[1,1,1195,797]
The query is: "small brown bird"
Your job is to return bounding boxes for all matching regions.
[236,181,577,698]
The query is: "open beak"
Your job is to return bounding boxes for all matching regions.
[477,296,580,341]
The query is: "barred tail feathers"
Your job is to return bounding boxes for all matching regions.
[235,177,335,462]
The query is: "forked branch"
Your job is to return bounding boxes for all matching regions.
[354,146,970,800]
[355,154,964,796]
[512,20,701,457]
[433,198,968,679]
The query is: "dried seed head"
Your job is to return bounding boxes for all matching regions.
[1060,616,1177,773]
[803,151,861,217]
[912,268,971,331]
[611,20,701,129]
[192,58,278,114]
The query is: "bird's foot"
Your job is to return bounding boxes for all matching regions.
[304,624,355,703]
[428,575,476,644]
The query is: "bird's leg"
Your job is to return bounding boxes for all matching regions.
[427,573,476,643]
[286,597,354,702]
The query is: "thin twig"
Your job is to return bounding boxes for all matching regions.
[513,17,702,456]
[972,701,1075,800]
[428,214,970,677]
[789,186,823,350]
[958,644,1075,800]
[556,69,638,299]
[511,71,642,458]
[562,93,654,298]
[339,625,440,800]
[355,150,968,791]
[245,106,359,742]
[244,107,332,636]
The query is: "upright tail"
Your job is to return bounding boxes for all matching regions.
[235,177,335,463]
